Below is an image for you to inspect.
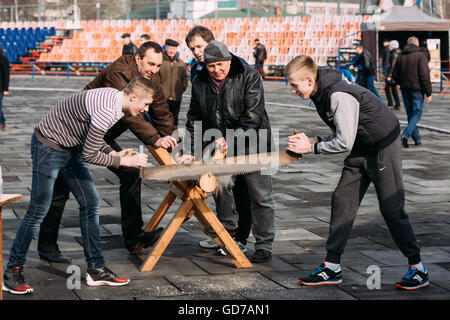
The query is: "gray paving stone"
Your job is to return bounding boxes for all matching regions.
[165,272,284,295]
[1,77,449,301]
[242,287,356,300]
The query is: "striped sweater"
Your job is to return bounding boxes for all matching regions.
[36,88,124,168]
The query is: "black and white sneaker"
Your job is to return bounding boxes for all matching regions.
[2,267,34,295]
[299,263,343,286]
[86,266,130,287]
[396,265,429,290]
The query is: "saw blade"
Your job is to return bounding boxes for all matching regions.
[140,150,301,181]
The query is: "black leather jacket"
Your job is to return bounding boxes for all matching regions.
[186,54,272,156]
[353,50,375,77]
[387,48,401,79]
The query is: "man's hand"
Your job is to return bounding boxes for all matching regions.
[120,153,148,167]
[426,96,432,103]
[155,136,178,149]
[3,91,8,96]
[349,65,354,71]
[109,148,137,157]
[287,132,313,154]
[215,137,228,153]
[175,154,195,164]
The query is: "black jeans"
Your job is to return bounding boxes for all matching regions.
[167,100,181,126]
[232,176,253,245]
[38,145,144,253]
[385,82,400,107]
[325,139,421,265]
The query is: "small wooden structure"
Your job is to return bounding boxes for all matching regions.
[0,194,23,300]
[136,146,252,272]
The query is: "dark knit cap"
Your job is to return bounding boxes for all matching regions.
[121,33,131,38]
[203,40,232,64]
[165,39,179,47]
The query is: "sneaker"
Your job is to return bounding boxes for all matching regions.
[395,265,429,290]
[251,249,272,263]
[298,263,343,286]
[2,267,34,295]
[216,240,248,256]
[203,225,237,238]
[198,237,220,249]
[86,266,130,287]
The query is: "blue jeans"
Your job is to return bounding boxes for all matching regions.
[366,76,382,100]
[401,92,424,144]
[7,135,106,269]
[0,93,5,125]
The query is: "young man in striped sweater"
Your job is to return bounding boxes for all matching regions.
[3,77,155,295]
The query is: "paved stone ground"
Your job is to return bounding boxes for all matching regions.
[1,75,450,302]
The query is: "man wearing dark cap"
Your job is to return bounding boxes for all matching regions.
[253,39,267,78]
[122,33,137,56]
[182,40,276,263]
[159,39,189,126]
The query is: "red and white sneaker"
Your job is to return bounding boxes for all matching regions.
[2,267,34,295]
[86,267,130,287]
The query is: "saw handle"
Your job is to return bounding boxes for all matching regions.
[212,147,227,160]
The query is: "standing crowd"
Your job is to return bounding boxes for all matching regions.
[1,26,432,296]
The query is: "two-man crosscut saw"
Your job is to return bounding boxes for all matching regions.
[139,150,302,181]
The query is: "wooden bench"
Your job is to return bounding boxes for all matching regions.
[0,194,23,300]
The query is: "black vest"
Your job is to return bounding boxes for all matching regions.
[311,69,400,155]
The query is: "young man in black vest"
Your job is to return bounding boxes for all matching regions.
[285,55,428,290]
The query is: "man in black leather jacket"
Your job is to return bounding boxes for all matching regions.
[184,40,276,263]
[385,40,401,110]
[350,45,381,100]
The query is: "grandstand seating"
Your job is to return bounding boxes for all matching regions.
[0,23,55,63]
[2,14,368,66]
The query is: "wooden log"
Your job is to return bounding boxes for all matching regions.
[199,172,217,193]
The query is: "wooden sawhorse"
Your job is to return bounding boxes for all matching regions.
[136,146,252,272]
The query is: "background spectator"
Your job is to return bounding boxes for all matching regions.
[0,45,10,131]
[121,33,137,56]
[385,40,401,110]
[393,36,432,148]
[350,45,381,100]
[253,39,267,78]
[159,39,189,126]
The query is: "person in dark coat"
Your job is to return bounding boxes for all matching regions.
[253,39,267,78]
[185,26,253,252]
[121,33,138,56]
[381,39,391,78]
[159,39,189,126]
[393,36,432,148]
[385,40,401,110]
[350,45,382,100]
[0,45,10,131]
[183,41,276,263]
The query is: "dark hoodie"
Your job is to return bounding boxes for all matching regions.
[311,69,400,155]
[392,44,432,97]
